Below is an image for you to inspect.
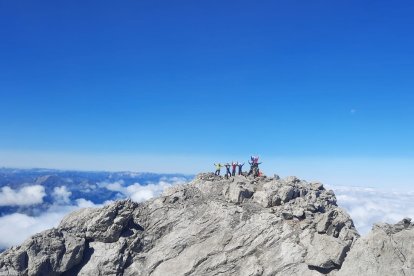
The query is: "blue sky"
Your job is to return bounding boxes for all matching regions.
[1,1,413,185]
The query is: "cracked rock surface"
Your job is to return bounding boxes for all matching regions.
[337,218,414,276]
[0,173,411,275]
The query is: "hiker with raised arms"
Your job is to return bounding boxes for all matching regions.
[248,156,262,177]
[238,162,244,175]
[224,163,231,179]
[214,163,223,176]
[231,162,238,176]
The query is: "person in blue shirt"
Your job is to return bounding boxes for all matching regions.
[224,163,231,179]
[238,163,245,175]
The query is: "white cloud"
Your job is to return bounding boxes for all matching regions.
[52,186,72,204]
[75,198,102,208]
[105,180,124,191]
[329,185,414,235]
[0,185,46,206]
[102,179,186,203]
[127,183,168,202]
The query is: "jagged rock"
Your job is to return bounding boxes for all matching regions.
[0,172,410,276]
[305,234,351,271]
[278,185,296,203]
[252,190,272,207]
[285,176,300,184]
[0,229,85,276]
[60,200,139,243]
[73,239,130,276]
[316,211,334,233]
[306,203,317,213]
[282,211,294,220]
[337,219,414,276]
[293,208,305,219]
[223,181,254,204]
[310,182,324,190]
[315,209,354,239]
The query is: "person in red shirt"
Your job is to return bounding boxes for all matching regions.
[231,162,238,176]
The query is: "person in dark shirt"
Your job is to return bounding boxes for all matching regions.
[231,162,238,176]
[224,163,231,179]
[238,163,245,175]
[248,158,262,177]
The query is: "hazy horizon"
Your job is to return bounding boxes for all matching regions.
[1,153,414,189]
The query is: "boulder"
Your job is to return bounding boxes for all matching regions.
[0,229,85,276]
[305,234,351,271]
[293,208,305,219]
[337,219,414,276]
[223,181,254,204]
[278,185,297,203]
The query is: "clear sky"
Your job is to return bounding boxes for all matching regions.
[1,1,413,186]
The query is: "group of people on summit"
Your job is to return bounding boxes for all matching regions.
[214,156,262,178]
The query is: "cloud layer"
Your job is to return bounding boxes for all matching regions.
[330,185,414,235]
[52,186,72,204]
[102,178,187,203]
[0,178,187,249]
[0,198,101,248]
[0,185,46,206]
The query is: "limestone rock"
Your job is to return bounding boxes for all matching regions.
[278,185,297,203]
[305,234,351,271]
[223,181,254,204]
[0,172,410,276]
[293,208,305,219]
[337,219,414,276]
[59,199,139,243]
[0,229,85,276]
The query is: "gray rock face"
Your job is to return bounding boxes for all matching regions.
[337,218,414,276]
[305,234,350,270]
[0,229,85,276]
[0,173,411,276]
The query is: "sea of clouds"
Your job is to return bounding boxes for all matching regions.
[1,178,413,249]
[328,185,414,234]
[0,176,187,249]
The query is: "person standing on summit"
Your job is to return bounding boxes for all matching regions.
[214,163,223,175]
[238,162,244,175]
[224,163,232,179]
[250,155,259,165]
[248,156,262,177]
[231,162,238,176]
[248,156,257,172]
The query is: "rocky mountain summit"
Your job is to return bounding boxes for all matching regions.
[0,173,413,275]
